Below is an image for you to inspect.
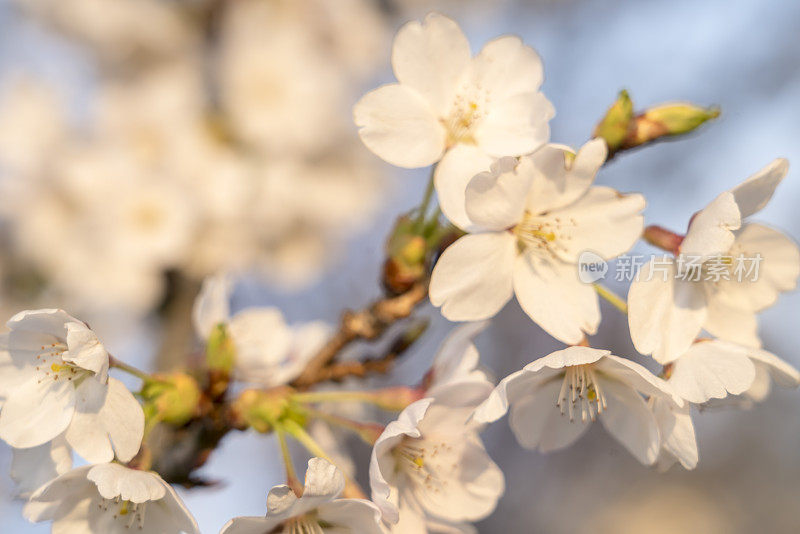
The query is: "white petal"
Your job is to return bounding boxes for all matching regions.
[465,157,533,231]
[87,463,166,503]
[229,307,293,383]
[680,192,741,258]
[470,36,543,101]
[509,379,591,452]
[64,322,108,376]
[220,517,272,534]
[6,308,77,339]
[265,485,299,517]
[275,321,332,386]
[156,480,200,534]
[652,397,698,470]
[524,346,610,372]
[513,252,600,344]
[730,158,788,219]
[303,457,345,499]
[747,348,800,389]
[469,36,551,156]
[11,434,73,498]
[703,299,761,348]
[434,144,495,231]
[598,377,660,465]
[744,364,773,402]
[417,433,504,522]
[628,257,707,364]
[369,399,433,524]
[595,355,682,405]
[0,376,76,448]
[354,83,445,168]
[192,272,232,339]
[474,92,553,157]
[430,321,488,389]
[668,340,756,403]
[100,377,144,462]
[0,344,32,399]
[25,466,94,522]
[65,378,114,463]
[65,378,143,466]
[317,499,383,533]
[710,223,800,312]
[525,139,607,214]
[430,232,516,321]
[544,186,645,262]
[391,12,471,116]
[472,369,539,424]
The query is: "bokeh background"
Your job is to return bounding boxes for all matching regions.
[1,0,799,532]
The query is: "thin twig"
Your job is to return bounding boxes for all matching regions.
[292,283,428,387]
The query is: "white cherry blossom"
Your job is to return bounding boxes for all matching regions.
[192,274,330,386]
[0,309,143,464]
[665,339,799,404]
[369,398,504,528]
[651,339,798,471]
[650,396,698,472]
[353,12,553,227]
[10,434,72,498]
[474,346,680,465]
[221,458,382,534]
[430,139,645,344]
[424,321,494,405]
[24,463,199,533]
[629,159,800,362]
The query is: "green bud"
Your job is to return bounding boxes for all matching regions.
[141,372,202,426]
[206,323,236,374]
[638,103,720,140]
[383,215,429,295]
[593,89,634,151]
[231,387,301,433]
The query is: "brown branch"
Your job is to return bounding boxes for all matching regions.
[292,282,428,388]
[300,318,428,384]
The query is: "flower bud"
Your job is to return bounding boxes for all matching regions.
[206,323,236,374]
[230,387,301,433]
[593,89,634,152]
[630,103,720,146]
[383,215,428,294]
[594,90,719,157]
[141,372,202,426]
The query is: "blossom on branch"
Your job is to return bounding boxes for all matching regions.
[354,12,553,228]
[24,463,198,533]
[221,458,382,534]
[0,309,143,466]
[193,273,331,386]
[370,398,504,530]
[474,346,680,465]
[430,140,644,343]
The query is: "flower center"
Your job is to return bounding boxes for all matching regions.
[513,211,576,258]
[34,343,88,384]
[283,514,327,534]
[442,87,489,147]
[98,496,147,530]
[556,365,607,423]
[393,438,453,496]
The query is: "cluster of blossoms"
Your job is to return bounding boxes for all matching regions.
[0,0,390,318]
[0,10,798,534]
